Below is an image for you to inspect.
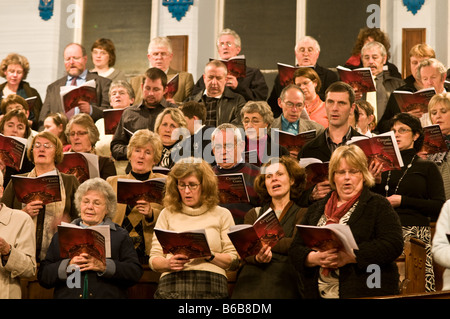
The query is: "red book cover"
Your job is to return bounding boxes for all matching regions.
[60,80,97,118]
[393,88,436,115]
[58,224,107,265]
[0,134,26,171]
[154,228,212,259]
[165,73,179,99]
[295,223,358,257]
[216,173,250,204]
[212,56,246,78]
[103,108,125,135]
[336,66,376,93]
[25,96,38,113]
[275,129,316,155]
[56,152,100,183]
[348,131,404,172]
[116,177,166,206]
[277,63,315,87]
[228,208,285,258]
[299,158,330,190]
[421,124,449,154]
[12,174,61,204]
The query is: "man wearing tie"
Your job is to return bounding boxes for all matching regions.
[38,43,112,131]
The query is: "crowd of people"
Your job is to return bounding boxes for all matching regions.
[2,26,450,300]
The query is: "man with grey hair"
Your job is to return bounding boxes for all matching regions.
[129,36,194,105]
[272,84,325,158]
[191,28,268,102]
[211,123,260,224]
[267,35,339,117]
[416,58,448,126]
[360,41,404,125]
[186,60,246,127]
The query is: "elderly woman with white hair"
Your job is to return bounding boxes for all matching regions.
[241,100,289,166]
[37,177,143,299]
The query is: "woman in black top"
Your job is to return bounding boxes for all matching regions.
[372,113,446,292]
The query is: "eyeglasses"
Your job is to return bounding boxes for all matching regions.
[213,143,236,151]
[177,183,201,191]
[335,169,361,176]
[243,119,263,125]
[392,128,412,134]
[81,199,106,208]
[69,131,89,137]
[150,52,169,57]
[33,142,55,149]
[283,101,304,109]
[219,42,233,48]
[64,56,83,63]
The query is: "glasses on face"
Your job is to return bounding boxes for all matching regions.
[243,119,263,126]
[296,80,312,87]
[219,42,233,48]
[69,131,89,137]
[213,143,236,151]
[334,169,361,176]
[34,142,55,149]
[177,183,201,191]
[392,128,412,134]
[81,198,105,208]
[151,52,169,58]
[283,101,304,109]
[64,56,83,63]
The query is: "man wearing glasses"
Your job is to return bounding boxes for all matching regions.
[211,123,260,224]
[129,36,194,105]
[38,43,112,131]
[191,28,268,102]
[271,84,324,158]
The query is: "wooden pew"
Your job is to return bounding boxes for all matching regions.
[396,237,427,294]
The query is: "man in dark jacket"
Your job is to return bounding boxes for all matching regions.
[298,81,363,205]
[186,60,246,128]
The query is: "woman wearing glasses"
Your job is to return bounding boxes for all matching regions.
[65,113,116,180]
[149,157,239,299]
[3,131,80,261]
[372,112,446,292]
[241,100,289,167]
[290,144,403,298]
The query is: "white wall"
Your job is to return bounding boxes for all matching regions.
[383,0,448,70]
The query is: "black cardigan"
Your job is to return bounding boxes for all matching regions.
[289,187,404,299]
[372,148,446,226]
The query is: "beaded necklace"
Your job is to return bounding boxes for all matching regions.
[385,155,416,197]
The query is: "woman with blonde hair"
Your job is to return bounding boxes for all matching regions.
[154,107,188,169]
[150,157,239,299]
[290,144,403,298]
[107,129,165,263]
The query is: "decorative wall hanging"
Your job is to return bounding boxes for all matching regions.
[162,0,193,21]
[402,0,425,15]
[38,0,54,21]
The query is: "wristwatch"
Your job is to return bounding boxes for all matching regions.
[205,254,215,262]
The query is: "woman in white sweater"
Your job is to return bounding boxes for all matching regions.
[149,157,239,299]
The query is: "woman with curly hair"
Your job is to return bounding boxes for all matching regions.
[231,156,308,299]
[149,157,239,299]
[0,53,43,130]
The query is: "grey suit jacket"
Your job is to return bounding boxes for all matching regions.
[271,115,325,136]
[38,72,112,130]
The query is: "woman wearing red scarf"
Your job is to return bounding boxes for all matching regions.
[289,144,403,298]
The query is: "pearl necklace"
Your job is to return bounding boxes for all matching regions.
[385,155,416,197]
